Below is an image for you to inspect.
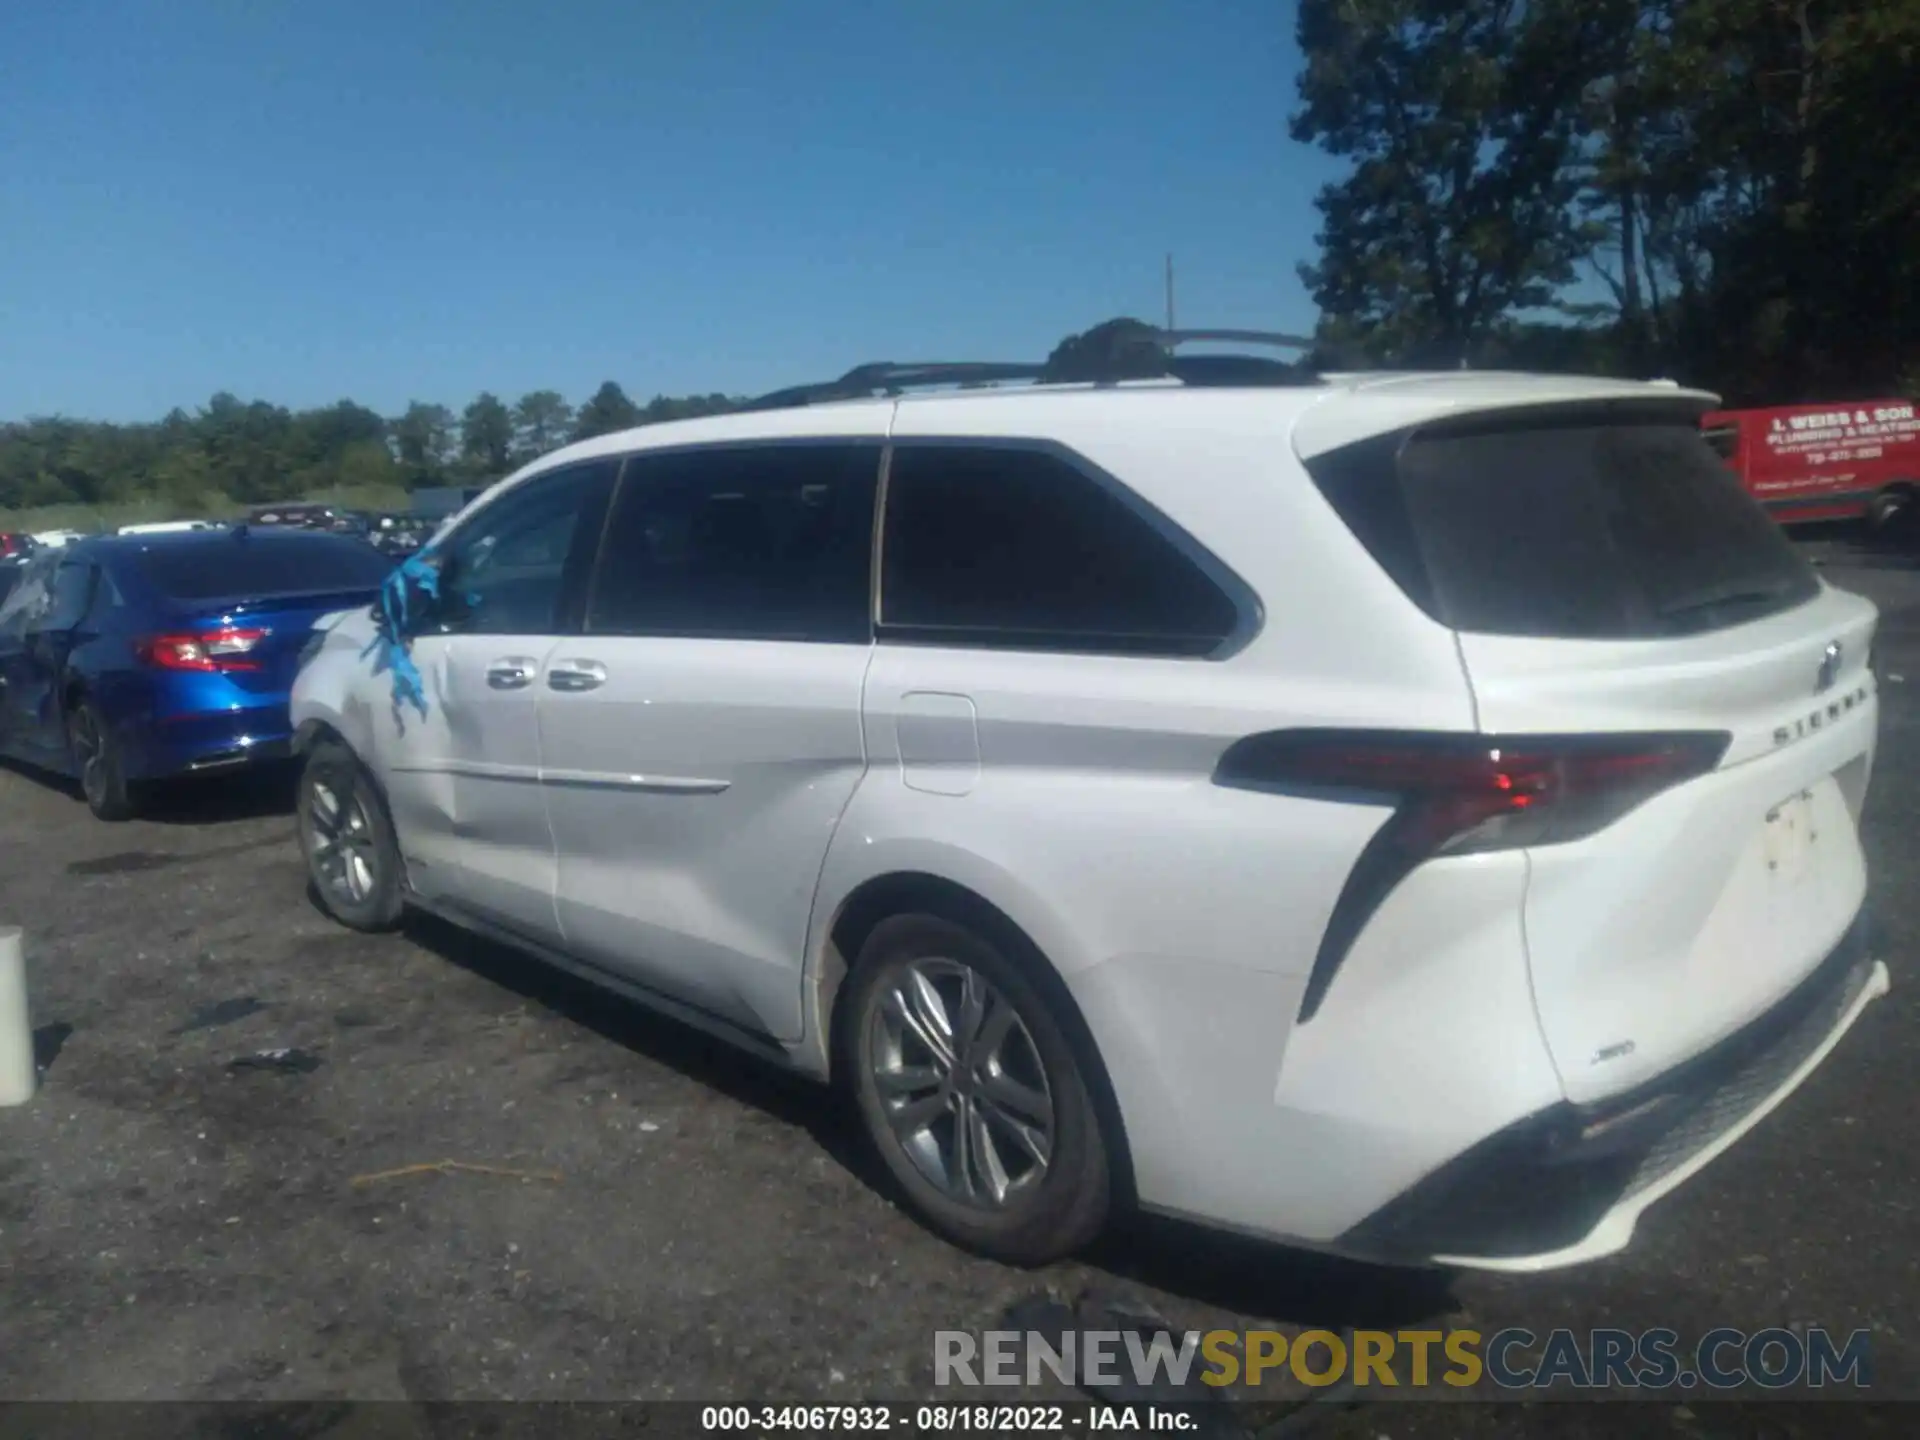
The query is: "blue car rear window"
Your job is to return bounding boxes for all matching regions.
[136,538,393,601]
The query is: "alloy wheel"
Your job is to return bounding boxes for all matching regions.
[867,957,1056,1208]
[306,776,380,906]
[70,709,107,809]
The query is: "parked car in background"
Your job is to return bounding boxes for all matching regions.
[369,514,431,556]
[116,519,224,536]
[1702,399,1920,529]
[291,347,1888,1270]
[248,503,336,530]
[0,532,37,560]
[0,527,393,819]
[32,529,88,550]
[410,486,487,524]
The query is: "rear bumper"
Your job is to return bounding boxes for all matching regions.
[118,706,295,780]
[1338,910,1887,1270]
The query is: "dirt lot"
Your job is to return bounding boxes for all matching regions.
[3,539,1918,1435]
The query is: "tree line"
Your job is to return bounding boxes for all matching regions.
[0,383,743,515]
[5,0,1915,518]
[1290,0,1920,402]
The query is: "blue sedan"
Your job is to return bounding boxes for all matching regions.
[0,525,394,820]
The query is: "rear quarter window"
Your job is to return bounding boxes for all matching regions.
[1307,412,1821,639]
[880,443,1248,656]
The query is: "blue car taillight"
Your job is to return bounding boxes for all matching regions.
[134,627,270,672]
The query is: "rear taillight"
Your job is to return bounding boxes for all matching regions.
[134,627,270,672]
[1215,729,1730,1021]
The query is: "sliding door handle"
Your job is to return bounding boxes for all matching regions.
[485,658,537,690]
[547,659,608,693]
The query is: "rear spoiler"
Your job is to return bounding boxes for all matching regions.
[1293,386,1722,463]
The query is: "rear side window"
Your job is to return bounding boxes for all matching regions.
[45,561,97,629]
[1308,415,1821,639]
[880,444,1243,655]
[0,556,55,632]
[587,443,878,643]
[137,537,395,602]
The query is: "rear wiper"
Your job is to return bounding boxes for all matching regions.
[1657,586,1789,621]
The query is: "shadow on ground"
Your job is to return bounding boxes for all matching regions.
[1088,1216,1458,1332]
[396,907,873,1172]
[397,907,1460,1335]
[139,765,299,825]
[0,756,296,825]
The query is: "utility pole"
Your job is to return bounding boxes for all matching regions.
[1164,254,1176,331]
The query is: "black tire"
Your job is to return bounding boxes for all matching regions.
[297,737,404,932]
[67,697,137,822]
[842,913,1111,1265]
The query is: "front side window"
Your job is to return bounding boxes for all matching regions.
[586,443,879,643]
[879,443,1243,656]
[432,460,616,635]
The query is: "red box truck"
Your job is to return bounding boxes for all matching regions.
[1702,399,1920,529]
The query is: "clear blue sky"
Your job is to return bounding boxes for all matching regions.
[0,0,1336,423]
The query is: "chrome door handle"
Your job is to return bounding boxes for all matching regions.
[486,658,536,690]
[547,659,607,693]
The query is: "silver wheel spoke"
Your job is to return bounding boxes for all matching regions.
[979,1068,1052,1130]
[309,785,342,840]
[345,847,374,901]
[950,1097,977,1200]
[955,968,988,1063]
[967,1102,1013,1203]
[886,976,955,1068]
[971,993,1016,1063]
[875,1063,943,1098]
[977,1091,1053,1167]
[885,1091,947,1140]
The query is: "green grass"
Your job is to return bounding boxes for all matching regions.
[0,483,412,535]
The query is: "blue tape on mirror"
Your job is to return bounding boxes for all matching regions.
[362,547,443,718]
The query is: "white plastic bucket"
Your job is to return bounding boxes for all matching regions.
[0,926,35,1106]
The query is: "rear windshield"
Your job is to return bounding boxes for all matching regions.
[136,537,393,602]
[1307,414,1821,638]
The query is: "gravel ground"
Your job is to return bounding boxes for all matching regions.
[2,538,1917,1437]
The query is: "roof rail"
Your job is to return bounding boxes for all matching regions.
[738,361,1047,413]
[742,327,1323,413]
[1155,328,1316,352]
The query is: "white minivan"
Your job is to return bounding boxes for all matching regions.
[289,341,1889,1268]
